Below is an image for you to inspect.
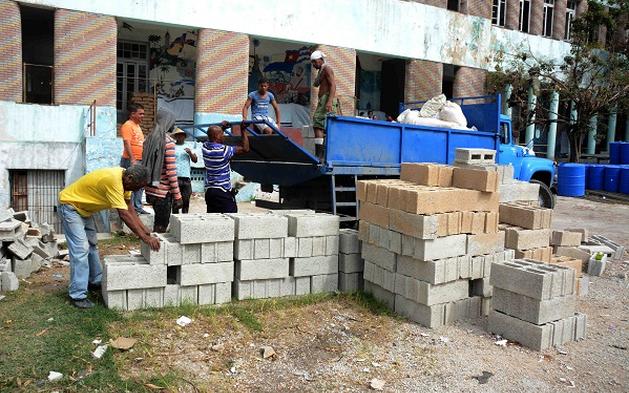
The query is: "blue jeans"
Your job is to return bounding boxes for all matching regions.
[58,204,101,300]
[120,157,144,212]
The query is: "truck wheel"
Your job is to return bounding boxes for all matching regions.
[530,180,555,209]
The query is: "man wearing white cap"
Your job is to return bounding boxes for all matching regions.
[310,49,338,160]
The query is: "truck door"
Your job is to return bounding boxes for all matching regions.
[496,120,524,179]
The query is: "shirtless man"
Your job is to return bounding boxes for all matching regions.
[310,50,337,160]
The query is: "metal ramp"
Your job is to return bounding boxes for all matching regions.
[330,174,358,223]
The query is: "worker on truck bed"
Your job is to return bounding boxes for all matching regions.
[310,50,338,160]
[202,122,250,213]
[58,165,159,309]
[242,77,281,135]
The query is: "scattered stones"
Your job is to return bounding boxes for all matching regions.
[260,345,276,359]
[369,378,386,390]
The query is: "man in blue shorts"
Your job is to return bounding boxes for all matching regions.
[242,78,282,134]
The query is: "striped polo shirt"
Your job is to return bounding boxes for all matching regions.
[145,135,182,200]
[202,142,235,192]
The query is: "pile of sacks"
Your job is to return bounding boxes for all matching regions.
[397,94,472,130]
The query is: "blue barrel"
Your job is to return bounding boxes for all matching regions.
[620,168,629,194]
[557,163,586,197]
[586,164,605,190]
[604,165,621,193]
[621,143,629,165]
[609,142,621,164]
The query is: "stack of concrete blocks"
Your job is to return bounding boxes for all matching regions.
[499,202,553,262]
[338,228,364,292]
[0,208,59,285]
[102,213,235,310]
[488,259,586,351]
[229,213,296,300]
[356,156,513,328]
[550,255,588,297]
[274,210,341,295]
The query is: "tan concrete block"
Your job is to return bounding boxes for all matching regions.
[514,246,553,263]
[366,182,379,204]
[467,231,505,256]
[437,166,454,187]
[387,186,405,211]
[447,212,462,235]
[554,246,590,263]
[356,180,371,202]
[376,183,389,206]
[471,212,485,234]
[504,227,551,250]
[550,256,584,277]
[452,167,499,193]
[485,212,498,233]
[499,203,552,229]
[389,209,439,239]
[550,230,582,247]
[437,213,448,237]
[401,163,439,186]
[461,212,473,234]
[358,221,369,242]
[358,202,389,228]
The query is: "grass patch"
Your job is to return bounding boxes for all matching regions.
[99,232,141,248]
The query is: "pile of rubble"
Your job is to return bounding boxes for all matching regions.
[0,208,60,293]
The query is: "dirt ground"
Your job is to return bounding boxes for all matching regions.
[11,196,629,392]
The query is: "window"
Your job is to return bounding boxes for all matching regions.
[565,0,576,40]
[447,0,460,12]
[20,6,54,104]
[492,0,507,27]
[543,0,555,37]
[519,0,531,33]
[116,41,149,111]
[10,170,65,233]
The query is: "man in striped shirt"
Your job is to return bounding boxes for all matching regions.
[145,131,182,232]
[202,122,250,213]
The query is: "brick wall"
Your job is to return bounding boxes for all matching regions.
[576,0,587,17]
[529,0,545,35]
[0,0,22,102]
[415,0,447,8]
[553,0,567,40]
[310,45,356,116]
[129,92,156,134]
[54,10,116,106]
[404,60,443,103]
[506,0,521,30]
[195,28,249,115]
[461,0,492,19]
[453,66,486,98]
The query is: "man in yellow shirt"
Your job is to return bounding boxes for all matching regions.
[58,165,160,309]
[120,103,148,214]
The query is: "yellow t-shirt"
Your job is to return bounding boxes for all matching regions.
[59,167,132,217]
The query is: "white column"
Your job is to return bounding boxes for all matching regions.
[525,86,537,146]
[606,106,617,151]
[586,116,597,155]
[503,84,513,118]
[546,91,559,159]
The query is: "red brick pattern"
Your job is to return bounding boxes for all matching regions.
[506,0,521,30]
[576,0,587,17]
[310,45,356,116]
[54,10,116,106]
[0,0,22,102]
[453,66,486,98]
[416,0,448,8]
[404,60,443,103]
[462,0,492,19]
[529,0,545,35]
[553,0,567,40]
[195,28,249,115]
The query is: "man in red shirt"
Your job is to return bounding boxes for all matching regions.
[120,103,149,214]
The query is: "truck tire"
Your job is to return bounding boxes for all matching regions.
[530,180,555,209]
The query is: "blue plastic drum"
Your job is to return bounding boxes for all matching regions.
[557,163,586,197]
[586,164,605,191]
[620,167,629,195]
[604,165,621,193]
[609,142,621,164]
[621,143,629,165]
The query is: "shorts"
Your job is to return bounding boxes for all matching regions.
[313,94,338,130]
[252,114,277,132]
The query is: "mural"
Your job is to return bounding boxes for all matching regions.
[248,44,312,107]
[357,69,381,112]
[148,30,197,99]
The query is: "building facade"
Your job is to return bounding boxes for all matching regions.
[0,0,626,224]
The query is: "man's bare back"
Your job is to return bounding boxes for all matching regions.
[317,65,334,98]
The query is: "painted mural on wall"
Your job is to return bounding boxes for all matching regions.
[248,44,312,107]
[357,69,381,112]
[148,30,197,99]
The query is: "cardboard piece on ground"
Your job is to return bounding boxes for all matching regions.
[110,337,137,350]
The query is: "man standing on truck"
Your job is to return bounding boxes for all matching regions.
[242,77,281,135]
[310,50,338,160]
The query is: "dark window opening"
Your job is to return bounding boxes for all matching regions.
[442,64,457,99]
[520,0,531,33]
[20,5,54,104]
[447,0,460,12]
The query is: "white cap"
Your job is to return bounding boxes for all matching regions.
[310,50,326,61]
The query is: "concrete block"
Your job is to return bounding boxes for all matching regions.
[295,276,311,295]
[7,239,33,260]
[356,180,372,201]
[490,259,575,300]
[363,260,396,292]
[169,213,234,244]
[499,202,551,229]
[141,236,166,265]
[587,254,607,276]
[182,244,202,264]
[488,310,553,351]
[311,273,338,293]
[577,275,589,297]
[362,243,396,272]
[286,212,340,237]
[446,296,482,323]
[126,289,145,311]
[233,277,295,300]
[470,278,493,297]
[326,235,339,255]
[226,213,288,239]
[493,287,577,324]
[467,232,505,256]
[284,236,297,258]
[0,258,10,272]
[339,229,360,253]
[198,282,232,305]
[290,255,338,277]
[514,246,552,263]
[0,219,23,241]
[297,237,313,257]
[565,227,590,243]
[550,256,583,277]
[359,202,390,228]
[358,221,369,242]
[0,271,19,291]
[481,297,492,317]
[235,258,289,280]
[395,295,481,329]
[11,256,39,279]
[551,230,582,247]
[452,166,499,192]
[157,234,183,266]
[501,164,515,183]
[102,290,127,310]
[339,253,364,273]
[0,208,15,223]
[395,274,469,306]
[164,284,180,306]
[268,238,284,259]
[364,280,395,310]
[144,287,165,309]
[498,181,540,203]
[400,163,453,187]
[504,227,551,250]
[554,246,590,263]
[201,241,234,262]
[32,239,57,259]
[413,234,467,261]
[579,244,614,256]
[103,258,167,291]
[485,212,499,233]
[312,236,325,256]
[254,238,272,259]
[402,187,498,215]
[397,255,458,285]
[455,148,496,164]
[338,272,363,292]
[179,285,198,304]
[180,262,234,286]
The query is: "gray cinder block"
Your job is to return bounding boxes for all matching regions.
[1,271,19,291]
[235,258,289,280]
[8,239,33,260]
[182,244,201,264]
[550,230,582,247]
[170,213,235,244]
[339,229,360,254]
[102,258,166,291]
[470,278,493,297]
[141,236,166,265]
[454,148,496,164]
[180,262,234,286]
[102,289,127,310]
[394,274,469,306]
[492,287,577,325]
[338,272,363,292]
[414,234,468,261]
[490,259,576,300]
[285,213,340,237]
[363,261,396,292]
[362,243,396,272]
[311,273,338,293]
[396,255,458,285]
[338,253,364,274]
[226,213,288,239]
[198,282,232,305]
[201,241,234,263]
[290,255,338,277]
[364,281,395,310]
[233,277,295,300]
[157,234,183,266]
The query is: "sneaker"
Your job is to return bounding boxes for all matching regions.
[88,282,102,292]
[137,210,151,215]
[73,298,95,309]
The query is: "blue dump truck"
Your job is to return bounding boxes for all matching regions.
[198,94,555,221]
